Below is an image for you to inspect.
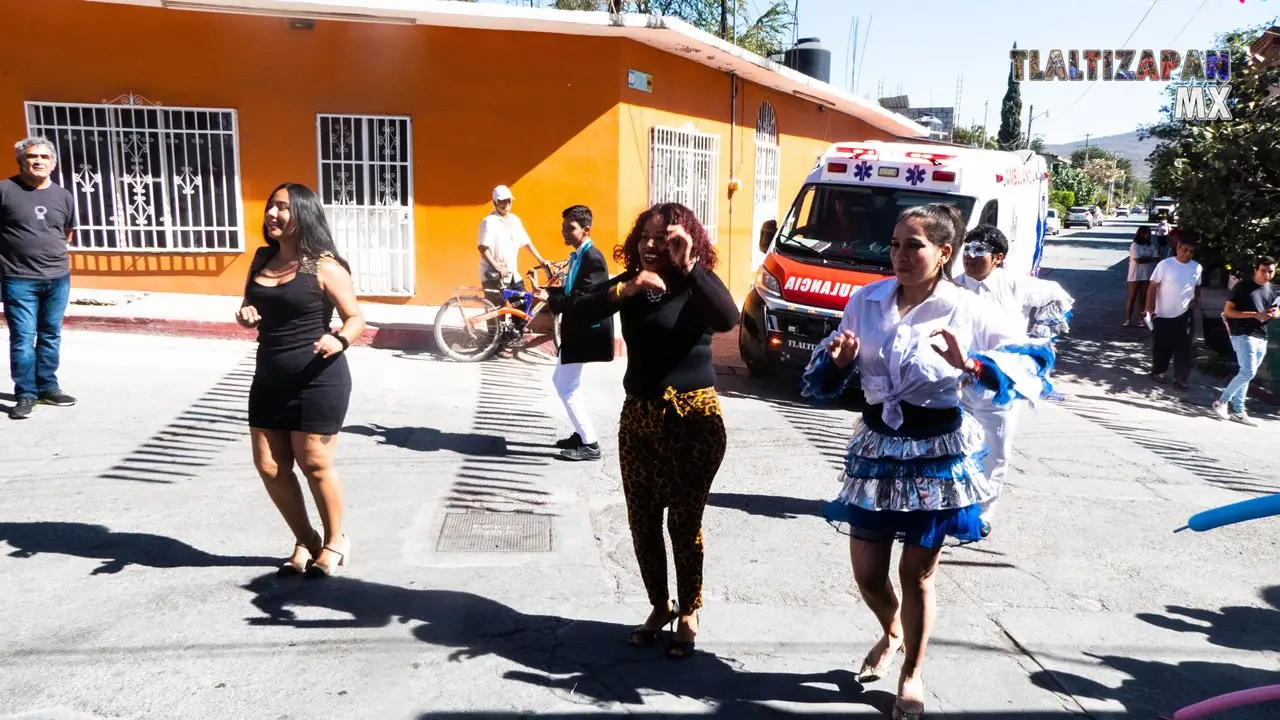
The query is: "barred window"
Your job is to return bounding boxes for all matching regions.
[649,124,720,243]
[25,101,243,252]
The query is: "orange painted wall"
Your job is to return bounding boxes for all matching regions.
[614,41,894,301]
[0,0,621,303]
[0,0,899,305]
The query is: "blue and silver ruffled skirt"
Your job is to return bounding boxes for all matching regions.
[823,411,995,548]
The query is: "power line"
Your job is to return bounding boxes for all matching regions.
[1172,0,1208,48]
[1053,0,1159,121]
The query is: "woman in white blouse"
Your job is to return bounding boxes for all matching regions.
[1125,226,1159,326]
[801,204,1053,720]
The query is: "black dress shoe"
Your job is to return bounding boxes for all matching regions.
[555,432,583,450]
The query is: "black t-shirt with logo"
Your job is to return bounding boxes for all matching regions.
[0,177,76,280]
[1226,278,1277,338]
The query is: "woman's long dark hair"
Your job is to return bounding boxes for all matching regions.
[262,183,351,272]
[1133,226,1152,246]
[613,202,719,273]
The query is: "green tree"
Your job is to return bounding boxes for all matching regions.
[1050,164,1097,206]
[997,42,1023,151]
[951,124,997,149]
[1029,135,1045,154]
[545,0,792,55]
[1140,22,1280,271]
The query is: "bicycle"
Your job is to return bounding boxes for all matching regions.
[433,260,569,363]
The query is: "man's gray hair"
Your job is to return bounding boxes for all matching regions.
[15,136,56,160]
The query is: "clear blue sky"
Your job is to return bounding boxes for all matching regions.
[479,0,1278,143]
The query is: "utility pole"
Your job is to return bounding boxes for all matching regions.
[1083,133,1091,162]
[982,99,989,148]
[720,0,728,40]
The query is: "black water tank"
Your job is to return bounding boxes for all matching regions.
[784,37,831,84]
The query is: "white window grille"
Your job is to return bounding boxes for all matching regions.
[747,101,778,244]
[649,124,720,242]
[317,114,415,297]
[25,98,244,252]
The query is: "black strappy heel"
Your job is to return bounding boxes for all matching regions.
[628,602,678,647]
[666,611,699,660]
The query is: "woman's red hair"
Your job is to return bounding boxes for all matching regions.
[613,203,719,273]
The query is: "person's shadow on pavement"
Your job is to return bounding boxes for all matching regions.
[241,573,881,714]
[0,522,276,574]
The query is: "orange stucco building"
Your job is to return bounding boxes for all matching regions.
[0,0,926,305]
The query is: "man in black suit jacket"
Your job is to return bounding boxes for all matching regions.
[544,205,615,461]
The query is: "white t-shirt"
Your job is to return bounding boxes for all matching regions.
[1150,257,1202,318]
[477,211,531,281]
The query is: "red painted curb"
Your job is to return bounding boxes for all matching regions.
[0,314,630,357]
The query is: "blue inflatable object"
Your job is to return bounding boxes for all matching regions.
[1185,494,1280,532]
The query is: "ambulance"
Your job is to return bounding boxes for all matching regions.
[738,139,1050,377]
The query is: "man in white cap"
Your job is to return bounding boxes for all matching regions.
[478,185,550,312]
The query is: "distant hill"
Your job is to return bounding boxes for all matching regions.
[1044,130,1157,181]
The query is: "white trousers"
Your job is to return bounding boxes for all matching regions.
[552,360,597,445]
[972,403,1020,522]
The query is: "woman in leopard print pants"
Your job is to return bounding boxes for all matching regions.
[568,202,739,659]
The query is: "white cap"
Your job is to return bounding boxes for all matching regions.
[492,185,513,202]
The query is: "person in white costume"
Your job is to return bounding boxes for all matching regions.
[953,224,1072,535]
[802,205,1054,720]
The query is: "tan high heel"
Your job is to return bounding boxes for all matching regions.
[304,534,350,579]
[857,636,904,683]
[277,530,322,577]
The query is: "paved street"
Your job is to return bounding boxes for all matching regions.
[2,219,1279,720]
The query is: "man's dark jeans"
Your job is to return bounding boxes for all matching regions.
[2,275,71,399]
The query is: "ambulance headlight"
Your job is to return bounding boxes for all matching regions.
[755,267,781,297]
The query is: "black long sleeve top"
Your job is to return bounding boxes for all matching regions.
[567,264,740,399]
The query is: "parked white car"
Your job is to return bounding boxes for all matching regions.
[1065,206,1094,229]
[1045,208,1061,234]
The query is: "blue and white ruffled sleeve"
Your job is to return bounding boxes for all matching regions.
[1019,276,1075,340]
[965,297,1058,408]
[800,296,861,400]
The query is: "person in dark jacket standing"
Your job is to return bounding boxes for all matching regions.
[567,202,739,660]
[544,205,615,461]
[1,137,79,420]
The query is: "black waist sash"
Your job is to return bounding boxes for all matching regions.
[862,402,962,439]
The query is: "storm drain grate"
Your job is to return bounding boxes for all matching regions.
[435,511,553,552]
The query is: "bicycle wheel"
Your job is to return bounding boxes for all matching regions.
[433,296,503,362]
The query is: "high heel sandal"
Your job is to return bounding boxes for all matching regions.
[628,601,678,647]
[857,636,904,683]
[277,530,322,577]
[892,698,925,720]
[304,534,350,579]
[666,611,699,660]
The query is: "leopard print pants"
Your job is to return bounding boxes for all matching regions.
[618,386,727,614]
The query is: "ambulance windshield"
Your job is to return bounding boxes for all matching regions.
[775,184,975,271]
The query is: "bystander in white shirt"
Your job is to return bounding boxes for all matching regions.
[1149,256,1203,318]
[477,211,532,283]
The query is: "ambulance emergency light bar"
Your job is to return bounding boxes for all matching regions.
[824,160,958,183]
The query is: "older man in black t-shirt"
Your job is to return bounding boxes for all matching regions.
[1212,256,1278,425]
[1,136,78,420]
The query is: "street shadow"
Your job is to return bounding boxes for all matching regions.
[1136,585,1280,652]
[0,522,274,574]
[343,423,532,458]
[98,356,254,484]
[1031,653,1280,719]
[241,574,881,714]
[446,360,563,513]
[419,707,1090,712]
[706,492,823,520]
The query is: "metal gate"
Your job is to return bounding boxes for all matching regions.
[649,124,720,243]
[752,102,781,269]
[317,114,414,296]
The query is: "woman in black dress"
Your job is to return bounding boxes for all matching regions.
[568,202,738,658]
[235,183,365,579]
